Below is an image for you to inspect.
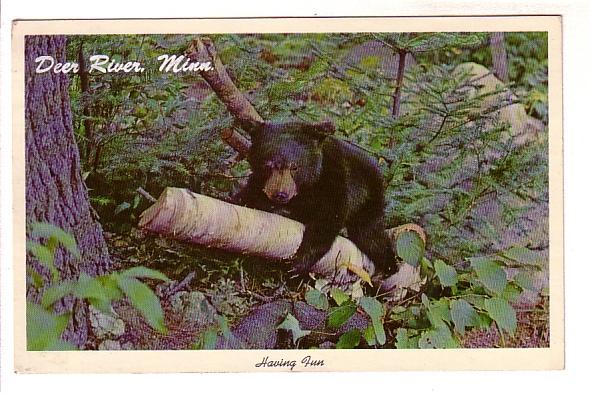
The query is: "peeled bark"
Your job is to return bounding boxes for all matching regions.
[139,188,373,284]
[25,35,111,347]
[139,188,426,293]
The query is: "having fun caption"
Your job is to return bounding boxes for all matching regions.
[255,355,325,371]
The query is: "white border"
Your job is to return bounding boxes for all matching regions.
[1,0,587,391]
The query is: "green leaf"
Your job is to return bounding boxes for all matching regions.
[305,288,329,311]
[217,315,231,340]
[41,280,76,309]
[89,298,115,316]
[484,297,517,336]
[473,312,493,329]
[501,246,542,266]
[395,328,419,349]
[26,241,54,266]
[421,293,430,307]
[450,299,479,335]
[277,313,310,345]
[363,325,376,346]
[513,271,537,291]
[29,222,80,259]
[420,257,434,270]
[336,329,361,349]
[396,231,425,267]
[200,327,218,350]
[500,282,523,302]
[98,275,124,299]
[327,302,357,329]
[418,325,459,349]
[462,294,487,309]
[426,299,451,328]
[434,260,458,287]
[330,287,349,306]
[27,302,71,351]
[27,266,45,289]
[314,279,329,291]
[74,272,112,302]
[115,275,167,334]
[470,257,507,295]
[359,297,386,346]
[26,241,59,281]
[120,267,170,282]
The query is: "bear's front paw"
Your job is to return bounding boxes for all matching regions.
[382,262,400,276]
[288,252,317,279]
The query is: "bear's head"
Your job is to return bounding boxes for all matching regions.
[242,119,335,205]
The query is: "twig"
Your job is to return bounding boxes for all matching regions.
[160,272,196,299]
[246,290,273,303]
[136,187,157,203]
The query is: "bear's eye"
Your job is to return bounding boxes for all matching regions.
[290,164,299,171]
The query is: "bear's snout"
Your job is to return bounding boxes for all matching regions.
[263,168,297,204]
[270,191,290,204]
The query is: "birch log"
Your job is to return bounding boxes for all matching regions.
[139,187,425,291]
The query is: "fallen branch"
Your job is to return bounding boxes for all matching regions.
[186,38,263,129]
[139,187,426,294]
[220,127,251,156]
[136,187,157,203]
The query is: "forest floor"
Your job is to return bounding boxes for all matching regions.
[104,229,550,349]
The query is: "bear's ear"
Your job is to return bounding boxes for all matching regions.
[301,119,336,141]
[238,118,265,138]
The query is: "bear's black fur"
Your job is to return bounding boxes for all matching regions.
[237,119,396,276]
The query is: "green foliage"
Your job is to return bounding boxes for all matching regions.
[449,299,479,335]
[336,329,361,349]
[327,302,357,330]
[305,288,329,311]
[26,222,81,283]
[484,297,517,336]
[329,287,350,306]
[193,315,233,350]
[433,259,458,287]
[114,274,167,333]
[359,297,386,346]
[469,257,508,295]
[26,222,170,349]
[27,302,76,351]
[396,231,425,267]
[277,313,311,346]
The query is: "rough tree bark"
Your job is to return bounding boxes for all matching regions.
[25,35,111,347]
[490,32,509,83]
[77,42,94,162]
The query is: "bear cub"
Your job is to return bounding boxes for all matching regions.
[237,119,397,277]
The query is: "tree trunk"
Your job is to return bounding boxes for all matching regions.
[389,50,407,148]
[25,35,111,347]
[490,32,509,83]
[77,42,94,164]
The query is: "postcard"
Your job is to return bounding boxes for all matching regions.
[12,16,563,372]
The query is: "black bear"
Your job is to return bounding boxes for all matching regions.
[237,119,397,277]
